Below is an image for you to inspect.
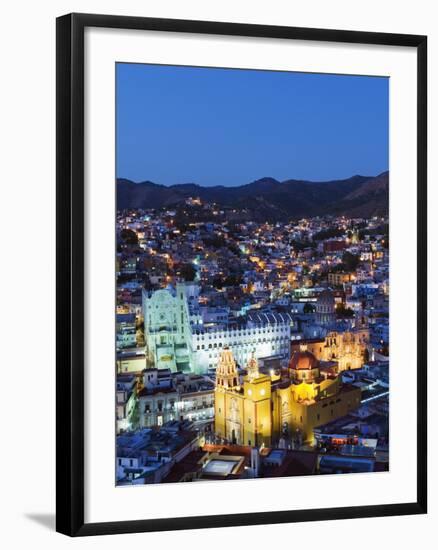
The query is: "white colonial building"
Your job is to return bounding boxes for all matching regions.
[142,283,193,371]
[143,283,293,374]
[191,312,291,371]
[138,368,215,427]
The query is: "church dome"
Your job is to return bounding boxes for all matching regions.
[289,349,319,371]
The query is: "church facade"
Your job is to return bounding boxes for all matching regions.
[214,346,362,446]
[142,283,193,371]
[291,323,369,372]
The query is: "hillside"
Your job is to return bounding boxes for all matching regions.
[117,172,389,220]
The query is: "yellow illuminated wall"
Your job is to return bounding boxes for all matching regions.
[214,350,361,445]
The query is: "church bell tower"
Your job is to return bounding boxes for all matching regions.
[215,347,240,390]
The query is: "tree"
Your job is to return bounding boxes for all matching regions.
[116,273,137,284]
[224,274,243,287]
[290,239,309,252]
[178,263,197,282]
[212,275,224,289]
[342,251,360,271]
[312,227,344,241]
[380,342,389,356]
[202,235,226,249]
[335,303,355,318]
[227,242,241,256]
[303,302,315,314]
[143,276,153,291]
[120,228,138,245]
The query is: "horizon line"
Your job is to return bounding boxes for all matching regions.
[117,170,389,188]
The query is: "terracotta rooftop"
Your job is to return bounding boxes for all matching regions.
[263,450,319,477]
[289,350,319,370]
[161,450,207,483]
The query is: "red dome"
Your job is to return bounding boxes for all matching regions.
[289,350,318,370]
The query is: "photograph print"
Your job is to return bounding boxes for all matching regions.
[115,63,389,485]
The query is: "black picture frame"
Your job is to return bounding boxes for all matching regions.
[56,12,427,537]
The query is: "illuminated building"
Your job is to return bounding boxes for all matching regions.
[192,311,291,372]
[279,347,361,441]
[138,369,215,427]
[214,349,272,447]
[142,283,193,371]
[116,424,201,484]
[328,272,353,286]
[116,374,137,434]
[292,317,369,372]
[116,313,137,349]
[117,351,146,374]
[143,284,291,374]
[214,346,361,445]
[323,239,347,253]
[315,289,336,325]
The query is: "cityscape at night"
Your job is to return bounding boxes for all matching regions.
[115,64,389,485]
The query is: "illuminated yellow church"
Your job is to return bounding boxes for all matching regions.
[214,346,361,446]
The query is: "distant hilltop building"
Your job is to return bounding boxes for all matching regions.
[185,196,202,206]
[143,283,292,374]
[214,346,361,446]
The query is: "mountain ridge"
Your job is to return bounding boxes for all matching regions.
[117,171,389,220]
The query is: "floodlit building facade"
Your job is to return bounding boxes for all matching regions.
[214,346,361,445]
[137,368,215,428]
[143,283,292,374]
[142,284,193,372]
[291,320,370,372]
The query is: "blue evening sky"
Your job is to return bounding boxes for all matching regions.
[116,63,388,187]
